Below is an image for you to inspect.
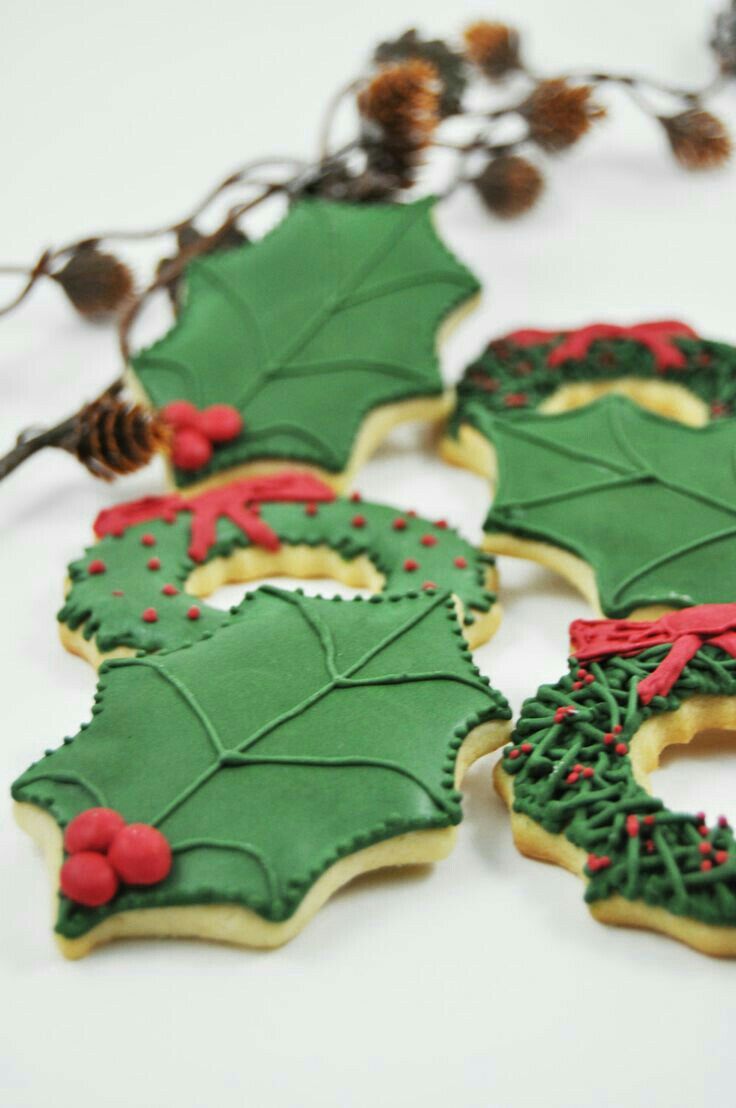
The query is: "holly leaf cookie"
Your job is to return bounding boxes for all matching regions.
[13,587,511,957]
[460,394,736,616]
[130,198,480,490]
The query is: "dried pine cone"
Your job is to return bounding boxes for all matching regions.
[659,109,731,170]
[64,396,170,480]
[711,1,736,75]
[52,245,134,318]
[464,21,521,79]
[520,79,605,152]
[473,155,544,217]
[374,29,467,117]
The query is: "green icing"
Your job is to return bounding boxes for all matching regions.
[131,197,480,486]
[14,588,511,939]
[477,395,736,616]
[501,645,736,929]
[449,332,736,426]
[59,495,496,656]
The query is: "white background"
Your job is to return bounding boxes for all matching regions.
[2,1,736,1105]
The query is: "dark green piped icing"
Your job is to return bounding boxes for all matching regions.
[59,495,496,656]
[131,197,480,486]
[449,331,736,428]
[478,395,736,616]
[14,588,511,939]
[501,645,736,928]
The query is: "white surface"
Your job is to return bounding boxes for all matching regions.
[2,2,736,1105]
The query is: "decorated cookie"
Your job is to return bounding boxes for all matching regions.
[443,320,736,476]
[59,472,499,664]
[496,605,736,956]
[129,197,480,491]
[13,587,511,957]
[442,393,736,618]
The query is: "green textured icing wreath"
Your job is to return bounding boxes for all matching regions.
[499,640,736,934]
[59,474,498,659]
[448,321,736,432]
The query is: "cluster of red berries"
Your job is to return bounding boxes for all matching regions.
[162,400,243,471]
[60,807,172,908]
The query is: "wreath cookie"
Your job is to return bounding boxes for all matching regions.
[496,605,736,956]
[440,392,736,618]
[59,472,500,665]
[13,587,511,957]
[442,320,736,478]
[128,197,480,492]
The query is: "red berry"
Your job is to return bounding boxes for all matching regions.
[112,589,124,597]
[699,842,712,855]
[572,681,583,690]
[504,392,528,408]
[508,749,520,760]
[141,534,156,547]
[162,584,179,596]
[603,733,614,746]
[64,808,126,854]
[88,559,106,575]
[613,724,623,734]
[701,860,713,872]
[161,400,200,429]
[421,535,437,547]
[718,816,730,829]
[520,742,533,754]
[453,556,468,569]
[566,771,579,785]
[198,404,243,443]
[187,606,201,620]
[615,742,628,756]
[142,607,158,623]
[582,767,594,779]
[351,515,366,528]
[643,815,655,826]
[407,510,417,518]
[171,428,213,471]
[392,518,407,530]
[60,852,119,907]
[147,557,161,571]
[716,850,729,865]
[350,491,362,503]
[434,520,448,529]
[625,815,639,838]
[305,503,317,517]
[422,581,437,591]
[698,825,709,837]
[585,673,594,684]
[404,559,419,572]
[108,824,172,886]
[695,811,706,822]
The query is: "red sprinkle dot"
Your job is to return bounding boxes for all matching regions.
[504,392,528,408]
[718,816,730,829]
[582,767,594,779]
[698,825,709,837]
[584,673,594,684]
[613,724,623,734]
[716,850,729,865]
[187,606,201,620]
[646,840,655,853]
[508,749,520,760]
[162,584,179,596]
[147,557,161,571]
[643,815,655,826]
[699,842,712,855]
[434,519,448,529]
[695,811,706,822]
[142,608,158,623]
[88,560,106,575]
[350,491,362,503]
[407,510,417,518]
[566,771,579,785]
[577,668,587,679]
[615,742,628,756]
[453,556,468,569]
[625,815,639,838]
[141,534,156,547]
[404,559,419,572]
[422,581,437,591]
[112,589,124,597]
[603,733,614,746]
[520,742,533,754]
[351,515,366,528]
[421,534,437,547]
[701,860,713,872]
[305,503,318,517]
[572,681,583,690]
[392,518,407,531]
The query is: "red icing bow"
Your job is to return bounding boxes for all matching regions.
[94,472,336,562]
[161,400,244,471]
[570,604,736,705]
[503,320,698,372]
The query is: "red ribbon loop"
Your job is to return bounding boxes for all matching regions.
[570,605,736,704]
[502,320,697,372]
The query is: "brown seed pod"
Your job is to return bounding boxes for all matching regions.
[659,109,732,170]
[520,78,605,152]
[463,21,521,79]
[473,155,544,217]
[52,246,135,318]
[359,59,440,149]
[64,397,171,480]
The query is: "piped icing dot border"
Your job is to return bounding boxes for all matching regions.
[497,605,736,945]
[448,320,736,424]
[60,472,498,659]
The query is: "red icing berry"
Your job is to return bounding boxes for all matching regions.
[453,556,468,569]
[407,510,417,518]
[699,842,712,855]
[198,404,243,443]
[701,860,713,872]
[420,535,437,547]
[142,607,158,623]
[584,673,594,684]
[162,584,179,596]
[350,491,362,503]
[577,668,587,679]
[434,519,448,529]
[404,558,419,572]
[108,824,172,886]
[603,733,614,746]
[392,518,407,531]
[88,559,106,575]
[187,606,201,620]
[566,771,579,785]
[643,815,655,826]
[615,742,628,756]
[625,815,639,838]
[613,724,623,734]
[112,589,124,597]
[141,533,156,547]
[716,850,729,865]
[305,503,318,517]
[64,808,126,854]
[504,392,528,408]
[698,824,709,837]
[60,852,119,907]
[422,581,437,591]
[520,742,533,754]
[572,681,583,690]
[171,427,213,471]
[718,815,730,829]
[147,557,161,571]
[508,749,520,760]
[161,400,199,429]
[695,811,706,822]
[351,515,366,528]
[554,706,576,724]
[582,767,594,779]
[587,853,611,873]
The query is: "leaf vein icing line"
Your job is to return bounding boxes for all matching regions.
[338,269,475,312]
[338,670,496,700]
[16,771,108,808]
[171,838,279,902]
[112,657,226,755]
[273,359,429,386]
[610,522,736,605]
[195,256,272,367]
